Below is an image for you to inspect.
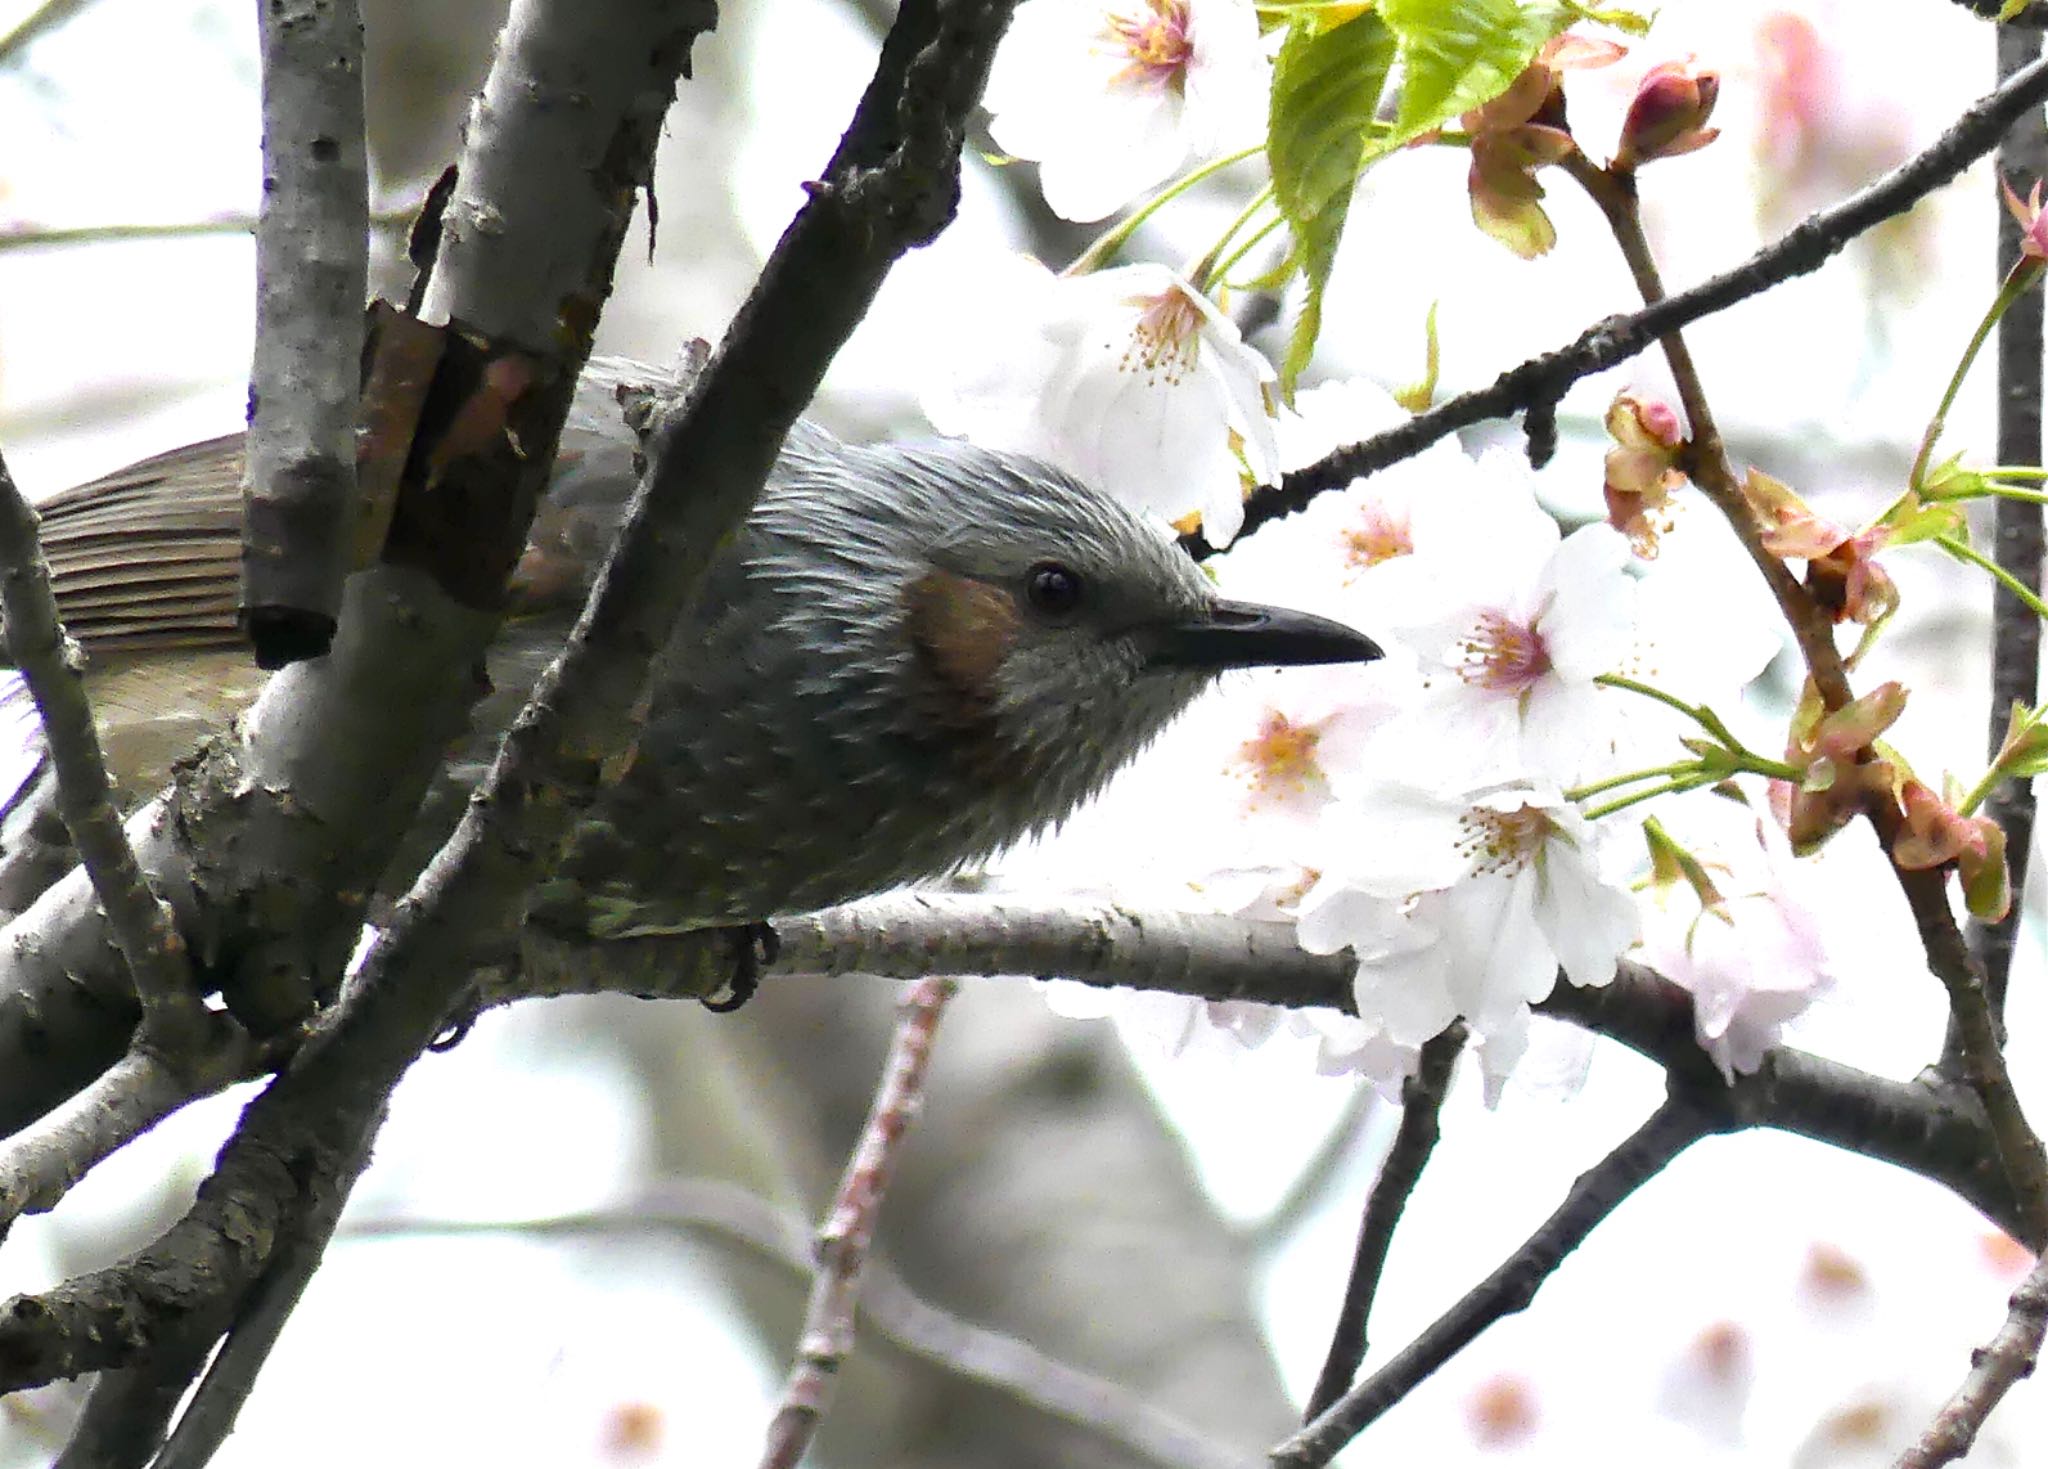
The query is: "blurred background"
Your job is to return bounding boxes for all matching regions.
[0,0,2044,1463]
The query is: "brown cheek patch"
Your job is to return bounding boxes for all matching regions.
[904,569,1022,733]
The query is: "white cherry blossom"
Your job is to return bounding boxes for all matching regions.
[1295,781,1639,1093]
[922,256,1279,545]
[1377,497,1638,789]
[1636,796,1839,1081]
[984,0,1267,222]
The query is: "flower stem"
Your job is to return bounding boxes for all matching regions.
[1580,773,1722,822]
[1064,144,1265,278]
[1191,181,1278,291]
[1909,260,2044,492]
[1565,759,1706,803]
[1209,211,1287,288]
[1936,532,2048,624]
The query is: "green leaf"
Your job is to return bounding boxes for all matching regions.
[1379,0,1572,138]
[1267,11,1397,392]
[1561,0,1655,33]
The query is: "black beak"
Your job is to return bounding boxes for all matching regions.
[1148,598,1383,671]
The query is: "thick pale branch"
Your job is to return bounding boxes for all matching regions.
[242,0,368,666]
[507,896,2035,1244]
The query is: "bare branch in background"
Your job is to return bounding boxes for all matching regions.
[760,976,958,1468]
[241,0,370,667]
[343,1178,1260,1469]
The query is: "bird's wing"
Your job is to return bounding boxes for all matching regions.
[29,434,247,657]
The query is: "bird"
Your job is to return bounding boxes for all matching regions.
[0,365,1382,981]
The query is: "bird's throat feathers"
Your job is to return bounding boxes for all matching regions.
[903,568,1020,734]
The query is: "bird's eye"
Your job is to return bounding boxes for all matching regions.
[1025,561,1084,618]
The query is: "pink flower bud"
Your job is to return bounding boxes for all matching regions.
[1602,392,1688,555]
[2002,176,2048,264]
[1615,59,1721,171]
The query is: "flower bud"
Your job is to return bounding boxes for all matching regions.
[1614,59,1721,171]
[2002,175,2048,264]
[1602,391,1687,555]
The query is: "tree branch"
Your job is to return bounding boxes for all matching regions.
[0,447,203,1048]
[0,0,1017,1403]
[1268,1098,1718,1467]
[342,1179,1260,1469]
[241,0,369,668]
[1184,45,2048,557]
[1897,1250,2048,1469]
[506,896,2037,1246]
[760,976,957,1468]
[1303,1024,1463,1420]
[1971,23,2047,1007]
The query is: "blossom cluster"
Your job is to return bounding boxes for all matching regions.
[922,0,1991,1101]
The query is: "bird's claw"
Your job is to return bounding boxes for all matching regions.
[702,921,779,1013]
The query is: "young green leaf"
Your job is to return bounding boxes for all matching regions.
[1267,11,1397,391]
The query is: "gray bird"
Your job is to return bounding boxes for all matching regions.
[0,367,1381,967]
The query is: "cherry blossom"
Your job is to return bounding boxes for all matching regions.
[984,0,1266,222]
[1636,799,1838,1081]
[1374,484,1638,788]
[922,256,1279,545]
[1295,782,1639,1092]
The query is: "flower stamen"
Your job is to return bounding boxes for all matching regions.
[1454,803,1556,876]
[1456,610,1551,692]
[1342,502,1413,573]
[1123,285,1204,386]
[1234,710,1325,806]
[1105,0,1193,92]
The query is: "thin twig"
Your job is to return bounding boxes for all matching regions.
[1896,1249,2048,1469]
[0,209,414,254]
[0,446,203,1049]
[760,976,959,1469]
[1557,150,1849,706]
[242,0,369,667]
[1303,1024,1464,1420]
[1269,1098,1718,1467]
[342,1179,1258,1469]
[1187,46,2048,557]
[1970,22,2047,1012]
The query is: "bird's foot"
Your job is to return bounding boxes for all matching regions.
[429,987,484,1051]
[702,921,779,1013]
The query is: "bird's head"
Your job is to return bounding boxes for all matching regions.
[801,439,1382,810]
